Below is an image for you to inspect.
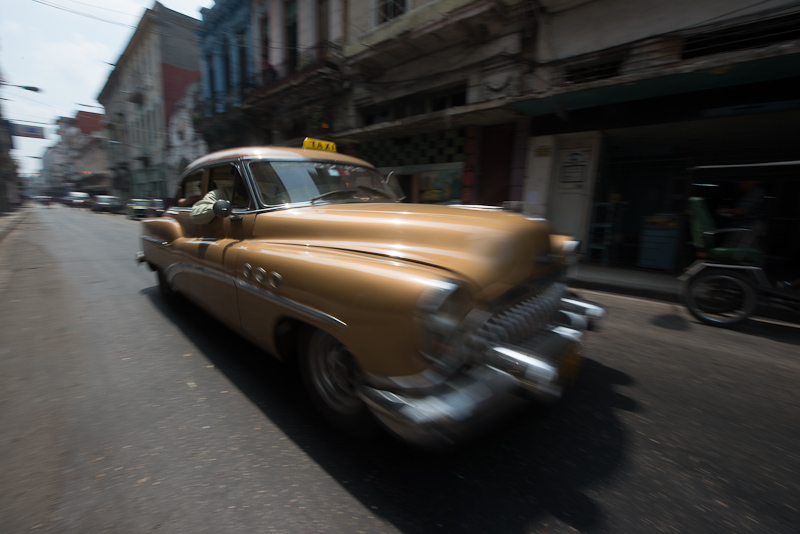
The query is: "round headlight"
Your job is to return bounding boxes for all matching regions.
[415,280,472,372]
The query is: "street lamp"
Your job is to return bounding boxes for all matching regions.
[0,81,42,93]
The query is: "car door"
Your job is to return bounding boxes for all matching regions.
[171,162,256,333]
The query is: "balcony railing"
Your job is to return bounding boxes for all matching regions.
[195,42,340,116]
[552,10,800,88]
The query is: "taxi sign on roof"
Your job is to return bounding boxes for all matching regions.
[303,138,337,153]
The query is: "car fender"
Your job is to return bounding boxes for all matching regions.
[142,217,184,244]
[140,218,184,269]
[235,243,463,377]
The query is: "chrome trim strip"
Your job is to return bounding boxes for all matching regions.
[165,262,346,328]
[165,262,231,286]
[141,235,168,245]
[235,278,347,328]
[362,367,449,393]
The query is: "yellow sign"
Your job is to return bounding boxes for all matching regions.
[303,138,337,152]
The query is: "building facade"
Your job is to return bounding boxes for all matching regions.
[52,112,112,196]
[165,81,208,195]
[98,1,202,201]
[512,0,800,273]
[196,0,532,205]
[196,0,343,150]
[194,0,257,150]
[337,0,533,206]
[193,0,799,273]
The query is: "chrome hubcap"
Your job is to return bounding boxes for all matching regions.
[309,333,361,415]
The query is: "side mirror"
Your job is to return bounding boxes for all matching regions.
[213,199,232,218]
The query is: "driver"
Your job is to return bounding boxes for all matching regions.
[190,169,249,224]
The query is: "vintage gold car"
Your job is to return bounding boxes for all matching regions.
[137,139,603,447]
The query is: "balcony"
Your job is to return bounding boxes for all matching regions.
[193,42,341,119]
[549,10,800,89]
[344,0,526,72]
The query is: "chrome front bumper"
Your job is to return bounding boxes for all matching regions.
[360,301,598,448]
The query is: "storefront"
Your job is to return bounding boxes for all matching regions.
[523,132,602,247]
[353,128,468,204]
[587,109,800,276]
[517,67,800,274]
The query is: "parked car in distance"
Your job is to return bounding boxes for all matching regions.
[127,198,152,219]
[149,198,165,217]
[93,195,124,213]
[137,139,604,448]
[67,191,90,208]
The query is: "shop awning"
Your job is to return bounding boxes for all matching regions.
[511,52,800,117]
[691,161,800,169]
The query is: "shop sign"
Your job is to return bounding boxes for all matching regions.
[560,150,588,183]
[10,123,46,139]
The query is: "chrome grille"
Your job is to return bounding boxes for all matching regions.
[479,282,566,347]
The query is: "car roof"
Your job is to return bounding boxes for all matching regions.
[186,146,374,171]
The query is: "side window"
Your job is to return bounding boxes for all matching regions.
[209,164,251,210]
[176,170,204,207]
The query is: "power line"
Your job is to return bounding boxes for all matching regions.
[30,0,138,29]
[29,0,335,56]
[5,91,68,112]
[59,0,143,18]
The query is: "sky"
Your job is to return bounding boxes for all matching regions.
[1,0,215,176]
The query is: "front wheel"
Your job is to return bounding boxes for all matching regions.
[683,270,757,327]
[300,329,375,436]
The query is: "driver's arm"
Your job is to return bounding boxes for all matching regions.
[190,188,227,224]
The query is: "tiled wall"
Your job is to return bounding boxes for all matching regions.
[356,129,466,168]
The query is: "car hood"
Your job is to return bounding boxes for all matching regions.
[253,203,557,296]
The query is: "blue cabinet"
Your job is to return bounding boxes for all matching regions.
[638,218,680,270]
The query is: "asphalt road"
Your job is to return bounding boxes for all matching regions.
[1,205,798,534]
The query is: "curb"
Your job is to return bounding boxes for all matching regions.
[567,278,681,304]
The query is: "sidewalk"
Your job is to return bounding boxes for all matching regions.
[0,204,32,245]
[566,263,681,303]
[0,204,682,303]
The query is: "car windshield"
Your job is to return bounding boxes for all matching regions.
[248,160,399,206]
[132,200,150,206]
